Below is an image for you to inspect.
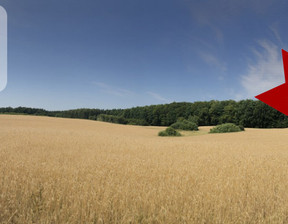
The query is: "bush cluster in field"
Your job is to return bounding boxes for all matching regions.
[159,117,199,136]
[170,120,198,131]
[158,127,181,136]
[209,123,245,133]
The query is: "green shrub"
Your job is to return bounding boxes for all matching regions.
[158,127,181,137]
[177,117,185,122]
[238,124,245,131]
[170,120,198,131]
[209,123,244,133]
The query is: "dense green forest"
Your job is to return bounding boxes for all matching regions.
[0,100,288,128]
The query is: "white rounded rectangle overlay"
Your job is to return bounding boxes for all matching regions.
[0,6,7,92]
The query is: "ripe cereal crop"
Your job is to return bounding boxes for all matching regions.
[1,115,288,223]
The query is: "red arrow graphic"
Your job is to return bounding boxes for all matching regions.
[255,49,288,116]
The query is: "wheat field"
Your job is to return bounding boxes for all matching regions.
[1,115,288,223]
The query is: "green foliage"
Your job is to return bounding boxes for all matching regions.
[88,115,97,120]
[238,124,245,131]
[209,123,243,133]
[188,115,199,125]
[209,101,224,125]
[177,117,185,122]
[170,120,198,131]
[127,118,149,126]
[158,127,181,137]
[1,100,288,128]
[97,114,128,124]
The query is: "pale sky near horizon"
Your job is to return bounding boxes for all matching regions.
[0,0,287,110]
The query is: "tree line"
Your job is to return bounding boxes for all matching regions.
[0,100,287,128]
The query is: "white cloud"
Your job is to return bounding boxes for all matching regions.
[269,25,283,46]
[240,40,284,98]
[93,82,133,97]
[147,91,170,103]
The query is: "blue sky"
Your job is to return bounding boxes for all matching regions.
[0,0,287,110]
